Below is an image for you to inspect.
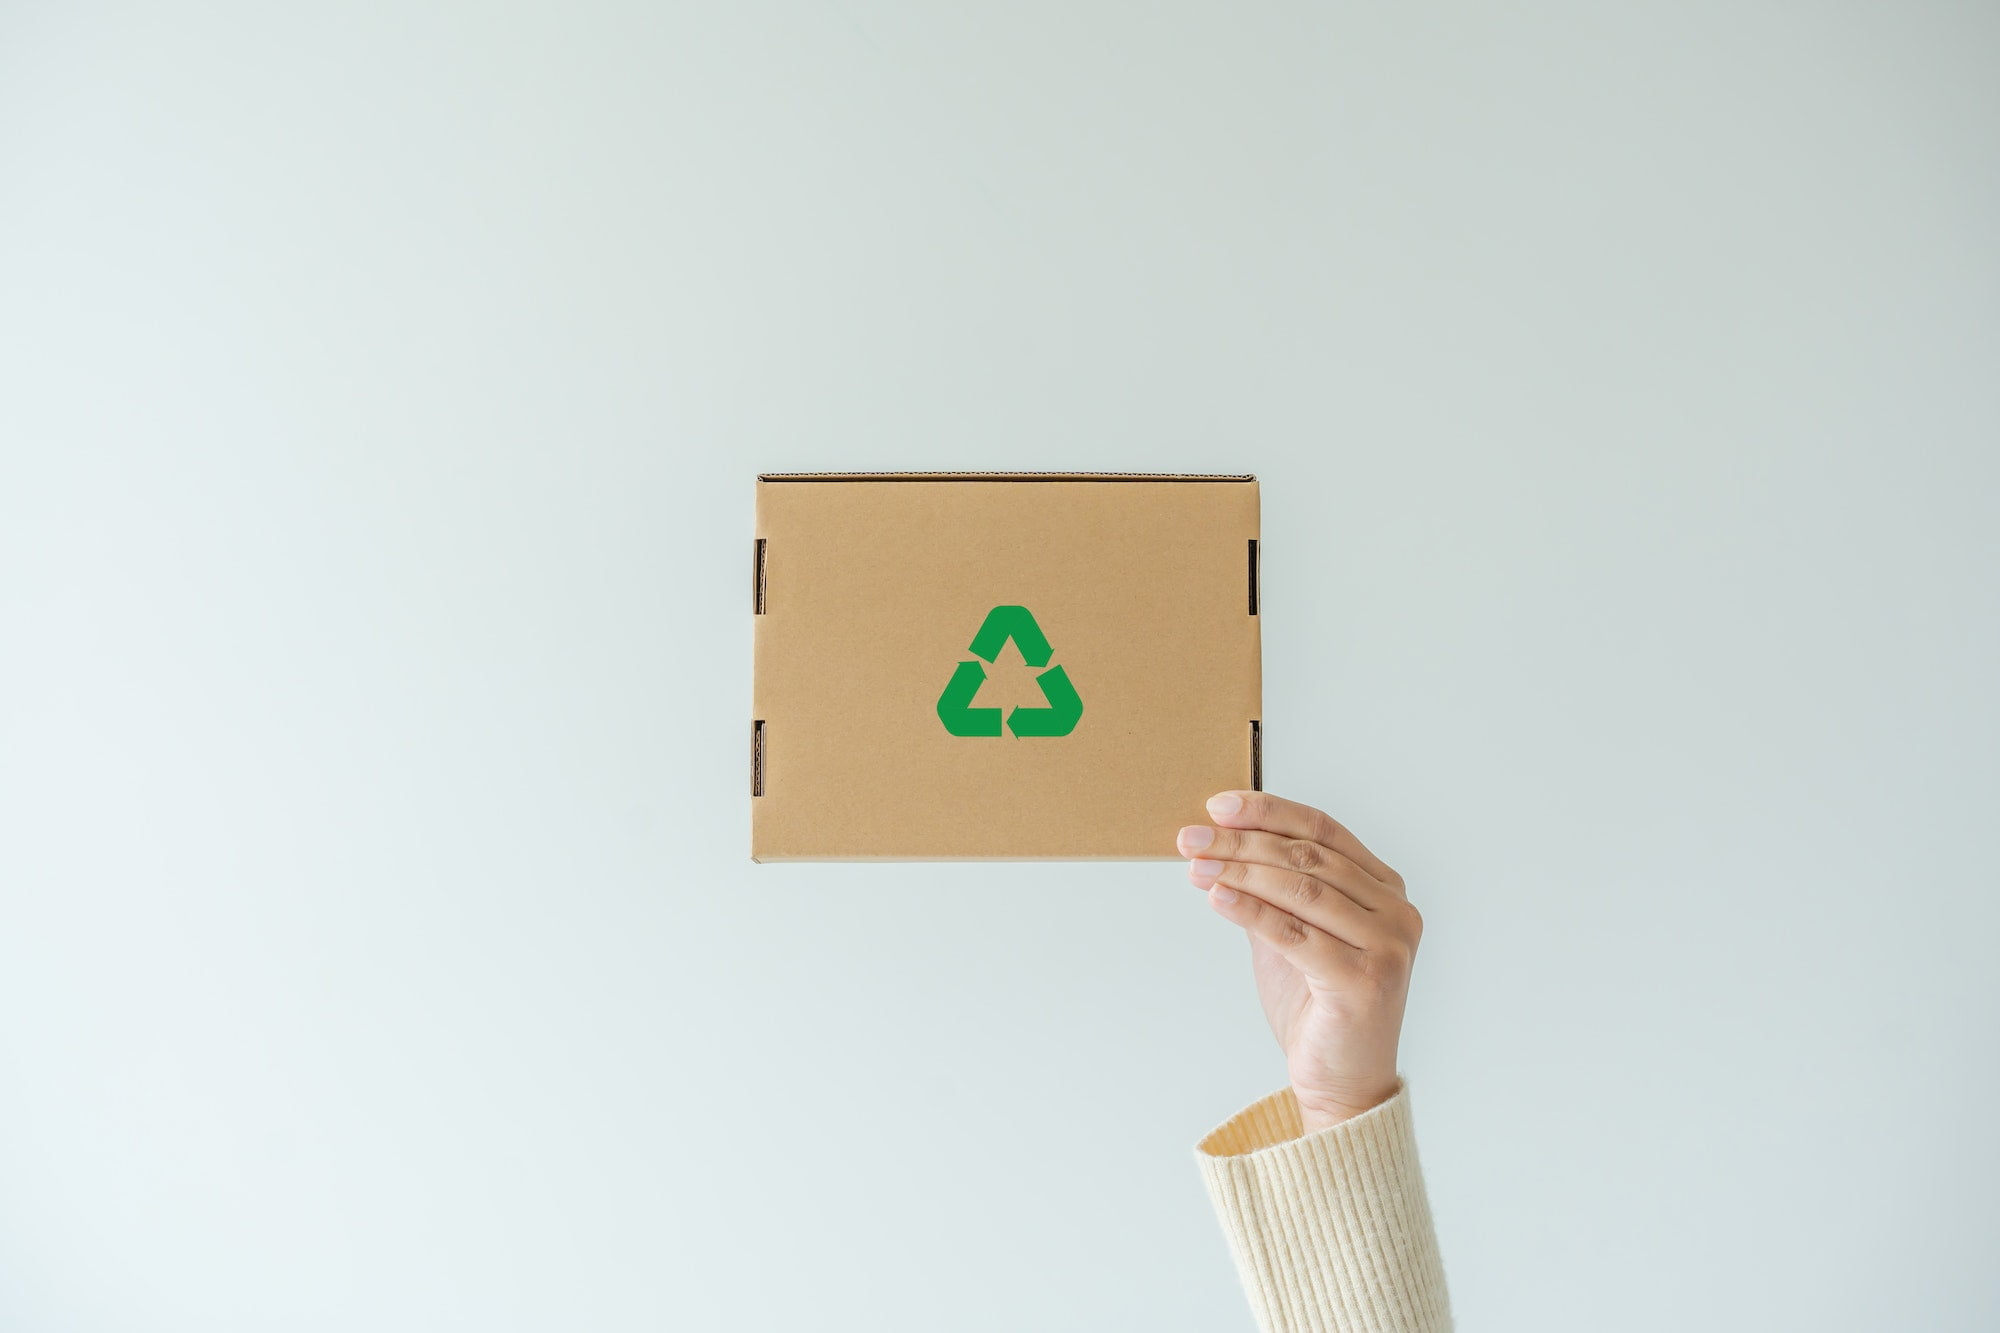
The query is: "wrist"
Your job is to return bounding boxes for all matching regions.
[1293,1078,1400,1135]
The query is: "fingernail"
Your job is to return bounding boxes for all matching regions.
[1177,825,1214,853]
[1188,858,1224,886]
[1209,885,1239,905]
[1207,792,1243,819]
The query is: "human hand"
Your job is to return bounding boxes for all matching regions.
[1178,791,1422,1135]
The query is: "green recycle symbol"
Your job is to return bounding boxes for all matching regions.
[935,605,1084,738]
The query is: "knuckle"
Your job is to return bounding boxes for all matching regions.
[1308,808,1343,845]
[1361,938,1414,985]
[1284,872,1324,908]
[1402,902,1424,940]
[1278,915,1312,950]
[1382,864,1408,892]
[1282,838,1322,872]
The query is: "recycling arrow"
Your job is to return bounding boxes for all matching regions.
[1004,664,1081,736]
[935,605,1084,738]
[968,604,1052,668]
[935,660,1003,737]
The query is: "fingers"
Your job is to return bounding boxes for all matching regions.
[1202,880,1357,974]
[1202,790,1405,891]
[1176,825,1399,913]
[1188,857,1382,950]
[1176,793,1424,977]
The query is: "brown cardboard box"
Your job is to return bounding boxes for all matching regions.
[751,472,1261,860]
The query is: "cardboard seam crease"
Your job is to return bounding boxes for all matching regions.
[757,471,1255,483]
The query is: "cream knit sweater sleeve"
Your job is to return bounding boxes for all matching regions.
[1195,1079,1452,1332]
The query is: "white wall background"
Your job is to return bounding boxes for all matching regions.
[3,3,1996,1329]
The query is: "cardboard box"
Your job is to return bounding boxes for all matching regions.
[751,472,1261,860]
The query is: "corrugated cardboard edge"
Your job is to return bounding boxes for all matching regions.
[759,471,1255,482]
[750,471,1261,862]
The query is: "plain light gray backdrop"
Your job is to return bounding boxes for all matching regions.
[3,2,1996,1330]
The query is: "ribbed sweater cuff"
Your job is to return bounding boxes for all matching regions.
[1194,1081,1451,1333]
